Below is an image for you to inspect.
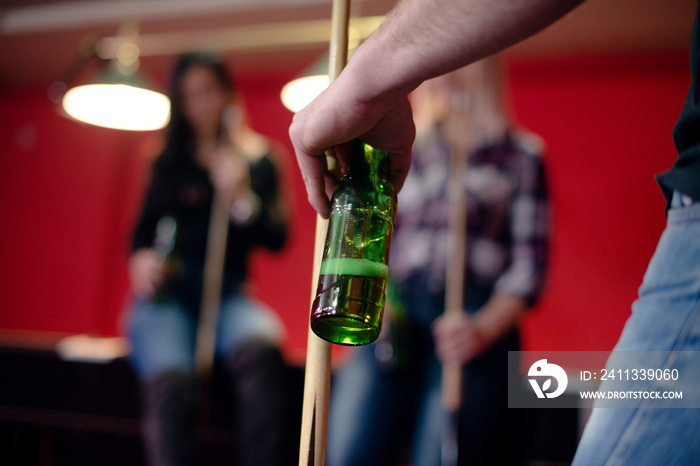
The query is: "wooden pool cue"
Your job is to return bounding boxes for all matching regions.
[195,188,231,382]
[441,142,468,466]
[441,80,478,466]
[298,0,350,464]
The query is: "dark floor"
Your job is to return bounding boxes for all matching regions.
[0,344,578,466]
[0,344,303,466]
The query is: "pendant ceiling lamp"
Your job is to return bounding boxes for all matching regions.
[51,28,171,131]
[280,55,330,113]
[281,30,362,113]
[62,61,170,131]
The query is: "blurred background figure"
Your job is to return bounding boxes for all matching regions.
[125,53,290,466]
[327,56,551,466]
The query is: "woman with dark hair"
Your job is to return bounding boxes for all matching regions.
[126,53,290,466]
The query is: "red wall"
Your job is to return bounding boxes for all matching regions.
[508,52,687,351]
[0,51,689,361]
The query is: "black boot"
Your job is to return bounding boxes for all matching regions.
[225,340,290,466]
[141,369,198,466]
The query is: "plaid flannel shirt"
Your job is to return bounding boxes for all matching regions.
[390,127,551,306]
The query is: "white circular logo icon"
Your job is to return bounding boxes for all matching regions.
[527,359,568,399]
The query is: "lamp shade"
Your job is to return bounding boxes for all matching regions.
[62,62,170,131]
[280,55,330,113]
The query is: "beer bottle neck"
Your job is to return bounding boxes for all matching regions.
[349,140,390,184]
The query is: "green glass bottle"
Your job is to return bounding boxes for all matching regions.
[310,140,397,346]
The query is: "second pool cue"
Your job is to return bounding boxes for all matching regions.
[441,145,468,466]
[194,187,231,432]
[441,82,478,466]
[298,0,350,464]
[195,189,231,383]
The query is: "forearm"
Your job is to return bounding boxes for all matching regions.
[290,0,585,217]
[345,0,585,101]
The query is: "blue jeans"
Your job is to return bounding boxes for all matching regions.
[128,291,285,379]
[572,193,700,465]
[326,275,521,466]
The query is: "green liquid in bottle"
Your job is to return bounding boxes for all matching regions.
[312,259,388,345]
[310,141,396,346]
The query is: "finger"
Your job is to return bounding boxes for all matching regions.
[389,152,412,194]
[324,170,339,204]
[295,147,332,218]
[438,335,474,365]
[332,140,356,175]
[433,311,468,335]
[432,314,456,340]
[290,109,339,218]
[436,338,466,364]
